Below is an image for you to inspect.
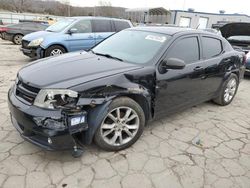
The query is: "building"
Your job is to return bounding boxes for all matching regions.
[125,7,250,28]
[125,7,171,24]
[171,10,250,29]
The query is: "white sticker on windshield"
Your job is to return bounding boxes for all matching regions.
[145,35,166,43]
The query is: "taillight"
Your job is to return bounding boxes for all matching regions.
[0,27,9,32]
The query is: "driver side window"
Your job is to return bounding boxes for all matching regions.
[71,20,92,33]
[167,36,200,64]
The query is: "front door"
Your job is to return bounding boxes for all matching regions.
[66,20,95,51]
[154,35,207,119]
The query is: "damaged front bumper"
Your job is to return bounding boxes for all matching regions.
[8,87,88,151]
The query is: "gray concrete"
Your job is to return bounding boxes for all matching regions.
[0,39,250,188]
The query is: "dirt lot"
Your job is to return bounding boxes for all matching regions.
[0,38,250,188]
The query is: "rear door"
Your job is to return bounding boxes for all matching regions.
[199,35,225,96]
[66,19,95,51]
[92,19,114,45]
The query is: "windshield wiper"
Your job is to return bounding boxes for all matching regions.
[90,50,123,62]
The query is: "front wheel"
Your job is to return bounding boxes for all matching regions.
[45,45,66,57]
[94,97,145,151]
[213,74,239,106]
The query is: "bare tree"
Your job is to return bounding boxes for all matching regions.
[97,1,113,17]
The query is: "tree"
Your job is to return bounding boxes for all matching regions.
[97,1,113,17]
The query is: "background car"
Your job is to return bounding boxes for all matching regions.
[20,17,133,59]
[1,21,49,45]
[220,22,250,53]
[245,51,250,76]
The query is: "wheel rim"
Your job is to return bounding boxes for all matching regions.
[14,35,22,44]
[224,77,237,103]
[50,49,63,56]
[100,106,140,146]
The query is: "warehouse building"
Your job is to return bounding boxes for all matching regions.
[125,7,250,28]
[171,10,250,29]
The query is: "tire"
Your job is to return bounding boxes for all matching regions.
[12,34,23,45]
[94,97,145,151]
[213,73,239,106]
[45,45,66,57]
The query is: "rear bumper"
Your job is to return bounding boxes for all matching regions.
[3,32,13,41]
[8,86,88,150]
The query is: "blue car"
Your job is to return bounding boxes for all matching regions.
[20,17,133,58]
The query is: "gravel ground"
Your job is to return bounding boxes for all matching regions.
[0,39,250,188]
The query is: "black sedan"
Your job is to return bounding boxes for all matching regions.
[8,27,245,156]
[2,21,48,45]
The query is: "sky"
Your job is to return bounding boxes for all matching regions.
[68,0,250,15]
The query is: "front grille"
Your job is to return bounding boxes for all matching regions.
[22,40,29,49]
[15,80,40,104]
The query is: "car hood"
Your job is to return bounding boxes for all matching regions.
[220,22,250,39]
[22,30,56,41]
[18,51,142,89]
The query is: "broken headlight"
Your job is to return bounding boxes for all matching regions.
[34,89,78,109]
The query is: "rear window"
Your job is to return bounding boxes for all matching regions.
[114,20,130,31]
[202,37,222,59]
[92,19,112,32]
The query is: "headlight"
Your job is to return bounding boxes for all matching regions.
[34,89,78,109]
[28,38,44,47]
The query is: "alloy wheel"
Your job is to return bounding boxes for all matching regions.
[100,106,140,146]
[50,49,63,56]
[224,77,237,103]
[14,35,22,45]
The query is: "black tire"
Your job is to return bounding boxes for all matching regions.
[94,97,145,151]
[45,45,66,57]
[12,34,23,45]
[213,73,239,106]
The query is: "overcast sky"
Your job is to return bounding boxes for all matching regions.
[69,0,250,15]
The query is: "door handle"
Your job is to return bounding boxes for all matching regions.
[193,66,203,71]
[88,35,93,39]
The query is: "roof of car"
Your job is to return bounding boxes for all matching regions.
[128,26,214,36]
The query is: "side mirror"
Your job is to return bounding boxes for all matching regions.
[159,58,186,73]
[68,28,78,34]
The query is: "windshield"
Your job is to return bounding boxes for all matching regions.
[46,18,75,32]
[227,35,250,42]
[92,30,170,64]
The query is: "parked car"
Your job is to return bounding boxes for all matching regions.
[245,51,250,76]
[1,22,49,45]
[220,22,250,53]
[20,17,133,59]
[8,27,245,156]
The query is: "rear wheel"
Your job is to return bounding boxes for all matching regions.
[94,97,145,151]
[45,45,66,57]
[12,34,23,45]
[213,74,239,106]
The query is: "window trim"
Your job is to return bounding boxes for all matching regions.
[200,35,223,60]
